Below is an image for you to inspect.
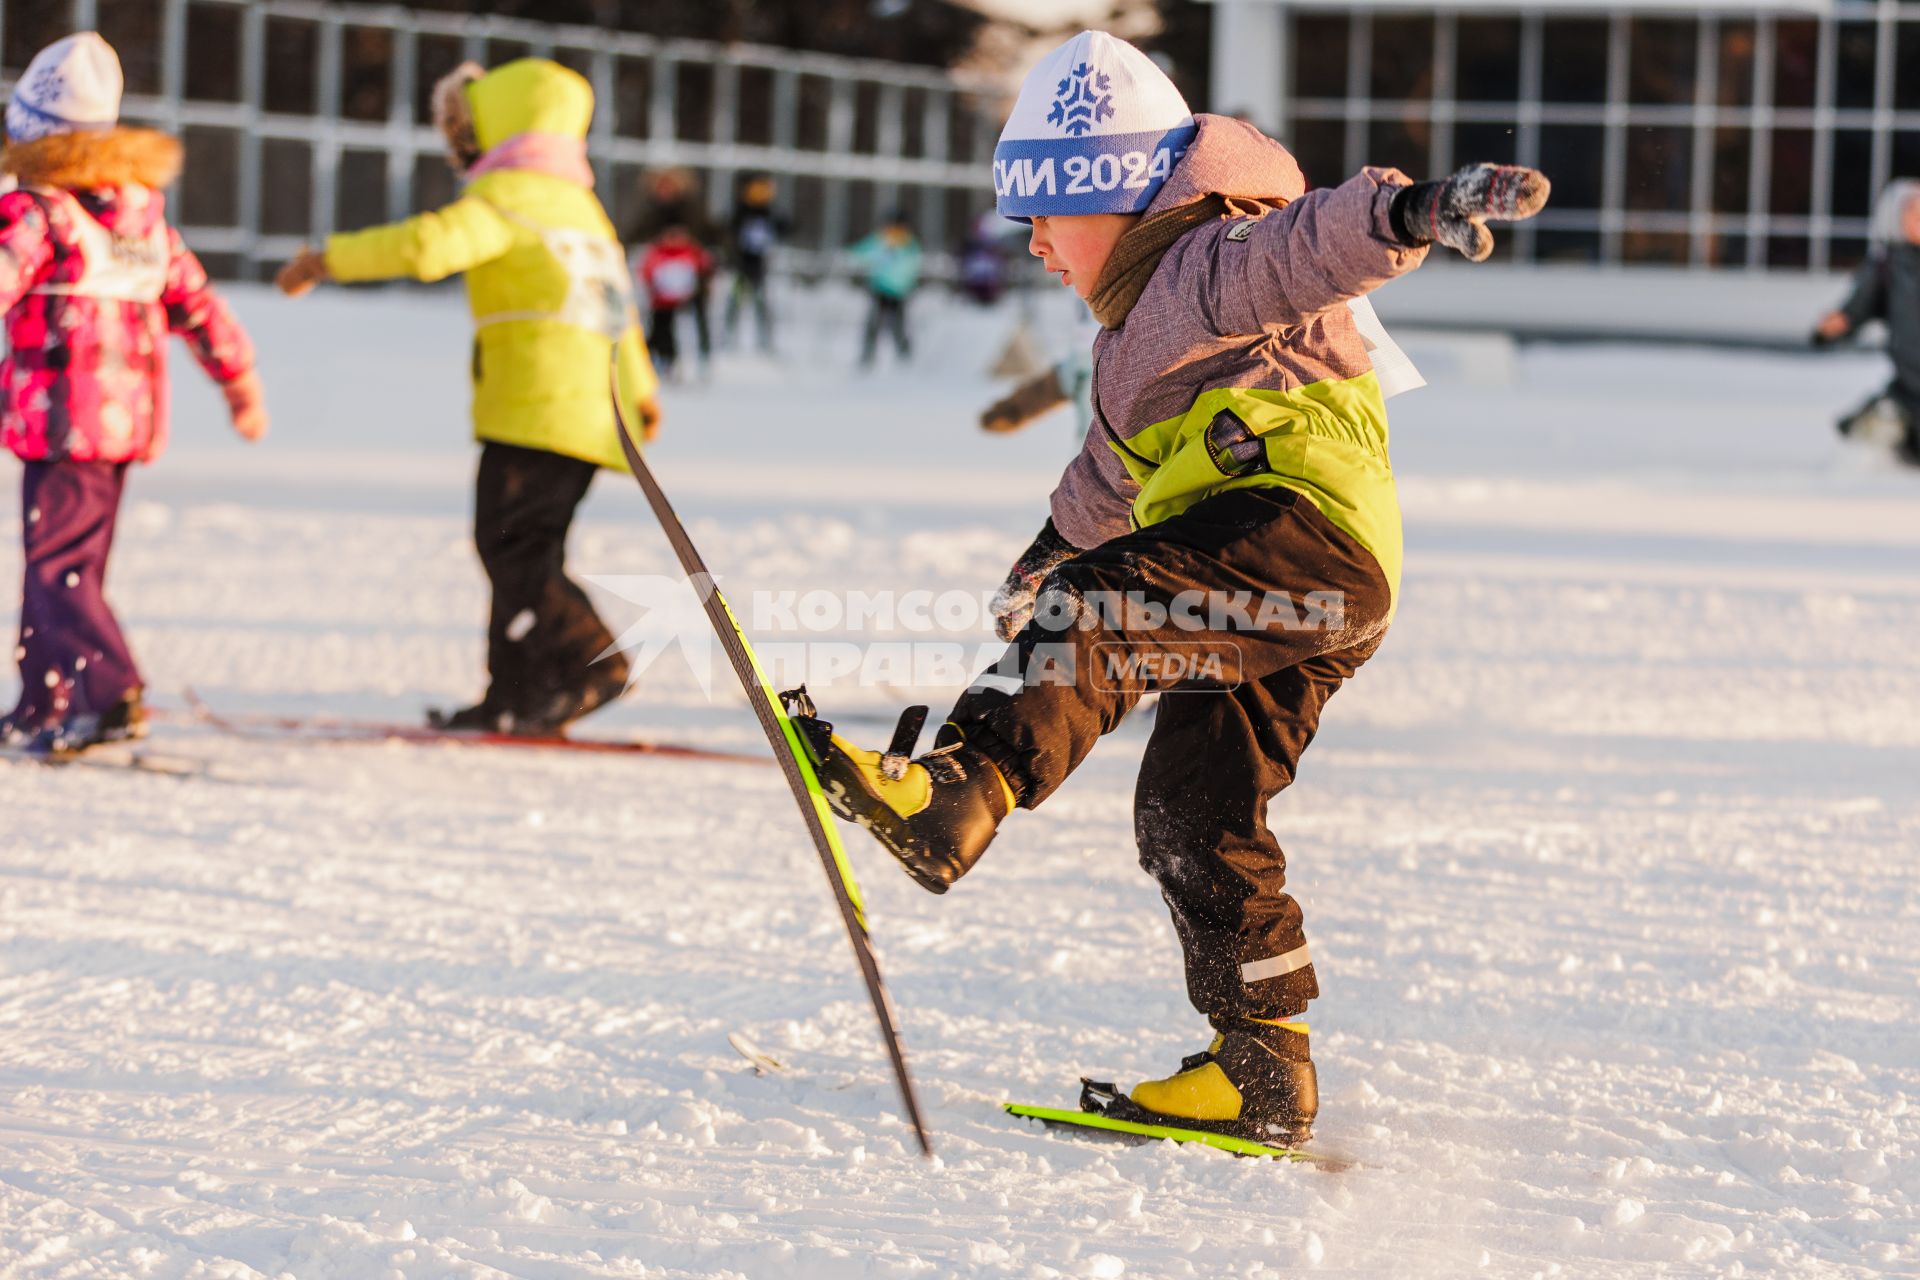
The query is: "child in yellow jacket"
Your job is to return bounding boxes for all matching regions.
[278,58,659,735]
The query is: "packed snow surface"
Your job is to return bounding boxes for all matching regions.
[2,283,1917,1278]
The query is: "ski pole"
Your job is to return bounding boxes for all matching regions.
[610,360,933,1157]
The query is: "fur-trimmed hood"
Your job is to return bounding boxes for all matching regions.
[3,126,181,191]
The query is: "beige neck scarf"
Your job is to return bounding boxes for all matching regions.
[1086,195,1280,329]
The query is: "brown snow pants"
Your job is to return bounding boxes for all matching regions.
[947,486,1392,1027]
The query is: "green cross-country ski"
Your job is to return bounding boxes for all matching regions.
[1003,1101,1352,1168]
[612,361,932,1158]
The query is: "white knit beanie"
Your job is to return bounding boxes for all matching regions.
[1869,179,1920,245]
[6,33,124,143]
[993,31,1195,220]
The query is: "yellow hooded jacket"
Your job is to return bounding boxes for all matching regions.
[323,59,656,471]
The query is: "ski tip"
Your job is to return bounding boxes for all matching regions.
[726,1032,788,1075]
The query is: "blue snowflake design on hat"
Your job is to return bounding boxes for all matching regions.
[994,31,1196,218]
[7,66,77,142]
[1046,64,1114,137]
[24,64,70,105]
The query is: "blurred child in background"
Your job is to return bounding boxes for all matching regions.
[849,210,922,369]
[1815,178,1920,466]
[958,210,1008,306]
[724,173,783,353]
[638,223,713,381]
[627,168,715,371]
[0,32,266,755]
[275,57,659,737]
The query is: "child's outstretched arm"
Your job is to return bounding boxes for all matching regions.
[276,195,516,295]
[1815,254,1887,346]
[0,191,57,312]
[161,228,266,441]
[980,365,1069,434]
[1204,168,1427,333]
[1207,162,1548,333]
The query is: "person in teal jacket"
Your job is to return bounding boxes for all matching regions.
[849,210,922,368]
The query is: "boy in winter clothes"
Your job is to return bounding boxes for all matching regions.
[276,58,660,736]
[849,212,923,367]
[800,31,1547,1144]
[1815,180,1920,465]
[0,32,266,754]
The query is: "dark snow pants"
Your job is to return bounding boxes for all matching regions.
[473,442,621,717]
[10,460,141,729]
[726,260,774,352]
[648,303,685,374]
[1837,382,1920,465]
[946,487,1392,1028]
[859,292,911,366]
[650,298,713,377]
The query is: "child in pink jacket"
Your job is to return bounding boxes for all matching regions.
[0,33,265,755]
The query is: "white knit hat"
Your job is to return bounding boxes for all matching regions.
[1869,179,1920,244]
[992,31,1195,220]
[6,33,124,144]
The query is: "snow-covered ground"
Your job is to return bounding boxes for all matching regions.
[2,282,1918,1279]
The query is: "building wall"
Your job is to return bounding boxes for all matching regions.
[1216,1,1918,272]
[0,0,1008,281]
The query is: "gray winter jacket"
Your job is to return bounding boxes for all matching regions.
[1839,244,1920,406]
[1048,114,1427,601]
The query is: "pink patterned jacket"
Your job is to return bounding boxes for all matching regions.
[0,127,254,465]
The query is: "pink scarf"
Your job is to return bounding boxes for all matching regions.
[465,132,595,187]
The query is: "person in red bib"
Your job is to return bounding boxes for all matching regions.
[637,224,713,380]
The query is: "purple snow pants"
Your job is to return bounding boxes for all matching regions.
[9,460,141,729]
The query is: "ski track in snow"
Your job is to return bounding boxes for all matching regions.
[1,285,1918,1278]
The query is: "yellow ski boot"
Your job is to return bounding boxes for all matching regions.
[1084,1020,1317,1146]
[786,693,1015,894]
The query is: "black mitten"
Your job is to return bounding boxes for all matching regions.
[1390,163,1551,262]
[989,518,1079,642]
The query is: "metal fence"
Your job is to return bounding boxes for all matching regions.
[0,0,1009,281]
[1239,1,1918,272]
